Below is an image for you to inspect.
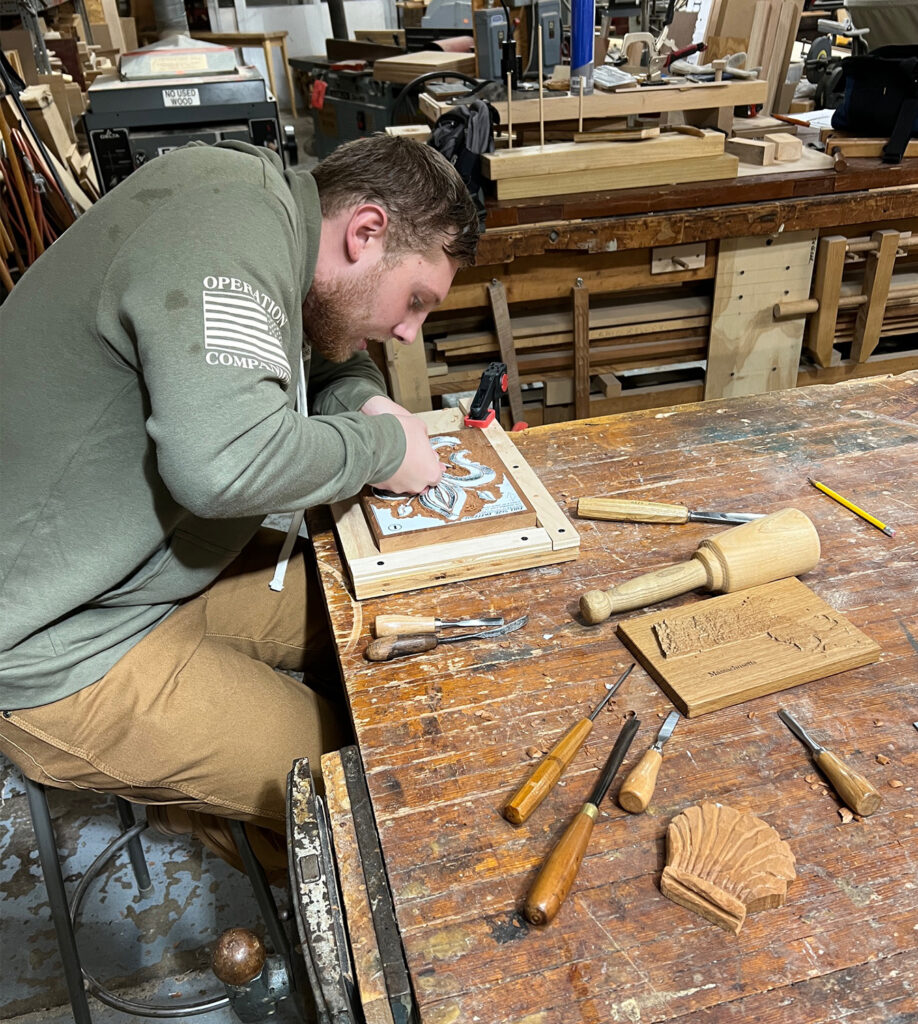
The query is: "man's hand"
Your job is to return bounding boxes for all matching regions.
[368,410,445,495]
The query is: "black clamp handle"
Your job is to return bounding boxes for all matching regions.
[464,361,508,428]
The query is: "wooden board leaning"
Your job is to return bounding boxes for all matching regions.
[330,408,579,599]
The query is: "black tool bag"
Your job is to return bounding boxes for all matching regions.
[831,45,918,164]
[427,99,499,227]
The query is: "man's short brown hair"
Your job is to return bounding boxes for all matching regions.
[311,134,480,268]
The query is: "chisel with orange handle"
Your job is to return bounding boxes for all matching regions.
[502,664,635,825]
[523,715,641,925]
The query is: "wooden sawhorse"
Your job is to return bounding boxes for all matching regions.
[191,31,298,117]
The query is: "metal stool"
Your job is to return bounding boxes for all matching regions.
[23,775,294,1022]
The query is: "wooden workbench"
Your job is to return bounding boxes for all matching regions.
[312,371,918,1024]
[399,159,918,424]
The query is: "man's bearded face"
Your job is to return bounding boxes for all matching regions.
[302,259,387,363]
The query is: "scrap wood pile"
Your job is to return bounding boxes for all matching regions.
[0,81,81,295]
[0,0,140,290]
[423,287,712,424]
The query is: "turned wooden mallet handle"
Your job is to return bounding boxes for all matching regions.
[580,507,820,624]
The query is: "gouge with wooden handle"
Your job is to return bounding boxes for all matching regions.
[523,715,640,926]
[374,614,503,637]
[365,615,527,661]
[778,709,882,816]
[503,664,635,825]
[580,507,820,624]
[618,710,680,813]
[578,497,764,526]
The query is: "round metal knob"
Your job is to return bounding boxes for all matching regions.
[212,927,266,987]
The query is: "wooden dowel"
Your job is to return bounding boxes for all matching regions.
[774,284,918,320]
[538,24,544,148]
[507,72,513,150]
[578,76,584,133]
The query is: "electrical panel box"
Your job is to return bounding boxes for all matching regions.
[536,0,563,76]
[474,8,509,81]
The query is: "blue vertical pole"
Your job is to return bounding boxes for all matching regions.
[570,0,594,95]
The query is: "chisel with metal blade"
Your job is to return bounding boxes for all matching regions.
[618,709,681,813]
[577,497,764,525]
[778,709,882,816]
[503,664,635,826]
[523,715,640,926]
[365,615,527,662]
[373,614,504,637]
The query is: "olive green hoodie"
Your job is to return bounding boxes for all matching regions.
[0,141,406,710]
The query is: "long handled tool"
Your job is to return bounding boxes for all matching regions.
[503,664,635,825]
[365,615,527,661]
[778,709,882,816]
[580,507,820,623]
[578,497,763,526]
[523,716,640,925]
[373,614,504,637]
[618,709,680,813]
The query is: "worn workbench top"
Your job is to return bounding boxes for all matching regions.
[312,371,918,1024]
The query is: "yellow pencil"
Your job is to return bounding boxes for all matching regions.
[807,477,895,537]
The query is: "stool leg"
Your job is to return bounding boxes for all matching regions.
[114,798,153,897]
[23,777,94,1024]
[229,819,293,973]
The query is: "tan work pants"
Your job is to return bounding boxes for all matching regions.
[0,530,352,874]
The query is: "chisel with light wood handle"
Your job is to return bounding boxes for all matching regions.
[618,710,680,813]
[580,507,820,623]
[523,715,640,925]
[373,614,503,637]
[778,709,882,816]
[577,497,763,526]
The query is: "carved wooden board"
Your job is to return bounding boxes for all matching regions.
[360,429,537,553]
[616,577,881,716]
[330,408,579,599]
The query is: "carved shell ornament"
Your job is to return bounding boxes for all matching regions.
[660,802,796,934]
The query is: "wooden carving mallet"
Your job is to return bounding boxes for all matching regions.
[580,507,820,624]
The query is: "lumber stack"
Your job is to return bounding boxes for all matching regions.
[423,288,713,425]
[704,0,804,115]
[481,129,738,200]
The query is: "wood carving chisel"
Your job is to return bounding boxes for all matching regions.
[618,709,681,813]
[365,615,528,662]
[373,614,504,637]
[777,709,882,816]
[578,497,765,525]
[523,715,640,925]
[503,664,635,825]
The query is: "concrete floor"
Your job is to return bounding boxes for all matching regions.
[0,756,307,1023]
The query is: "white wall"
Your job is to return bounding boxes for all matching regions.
[210,0,391,110]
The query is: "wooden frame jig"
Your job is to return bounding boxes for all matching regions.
[330,408,580,599]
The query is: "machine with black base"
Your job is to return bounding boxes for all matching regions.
[83,36,284,194]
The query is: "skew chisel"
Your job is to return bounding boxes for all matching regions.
[618,709,681,813]
[778,709,882,816]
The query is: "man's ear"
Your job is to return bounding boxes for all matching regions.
[344,203,388,264]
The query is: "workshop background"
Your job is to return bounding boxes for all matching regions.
[2,0,917,1020]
